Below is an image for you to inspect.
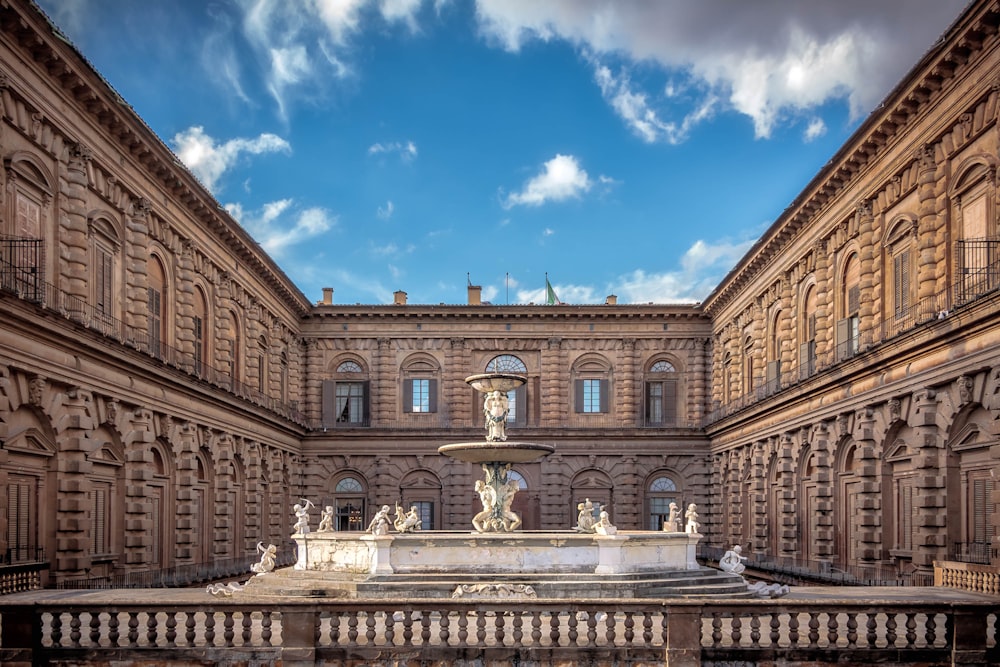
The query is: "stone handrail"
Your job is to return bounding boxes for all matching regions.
[1,594,997,666]
[935,559,1000,595]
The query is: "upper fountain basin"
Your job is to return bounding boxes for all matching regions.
[465,373,527,393]
[437,441,555,464]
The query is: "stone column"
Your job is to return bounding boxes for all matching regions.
[124,197,151,336]
[174,242,196,371]
[173,421,199,564]
[542,337,566,427]
[53,385,96,582]
[810,421,835,564]
[856,199,876,346]
[915,144,939,320]
[776,433,797,557]
[853,407,882,562]
[58,143,90,318]
[122,405,154,569]
[813,240,832,365]
[912,389,945,574]
[620,338,637,426]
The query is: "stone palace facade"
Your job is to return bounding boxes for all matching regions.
[1,0,998,585]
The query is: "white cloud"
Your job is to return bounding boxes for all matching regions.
[226,200,336,256]
[377,200,395,219]
[172,126,291,193]
[804,117,826,142]
[503,154,595,209]
[616,238,757,303]
[368,140,418,160]
[473,0,967,140]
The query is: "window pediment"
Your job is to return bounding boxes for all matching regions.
[885,440,912,462]
[2,428,55,457]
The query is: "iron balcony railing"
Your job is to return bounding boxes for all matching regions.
[956,238,1000,305]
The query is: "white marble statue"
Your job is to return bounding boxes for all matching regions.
[317,505,335,532]
[499,478,522,531]
[719,545,747,574]
[684,503,700,534]
[472,479,498,532]
[664,501,681,532]
[250,542,277,575]
[575,498,597,533]
[393,502,422,532]
[367,504,392,535]
[292,498,314,535]
[595,510,617,535]
[747,581,790,598]
[483,390,509,442]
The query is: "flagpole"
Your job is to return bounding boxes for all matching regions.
[506,273,509,305]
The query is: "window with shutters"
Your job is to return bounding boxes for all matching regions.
[89,216,121,328]
[799,284,817,379]
[895,476,915,552]
[257,335,268,392]
[322,359,370,427]
[6,474,39,563]
[486,354,528,425]
[15,192,41,238]
[88,480,112,556]
[951,162,998,303]
[192,286,209,375]
[836,253,861,360]
[765,309,782,394]
[644,359,678,426]
[573,355,611,415]
[403,354,440,415]
[968,468,996,549]
[147,255,167,357]
[884,218,917,334]
[742,335,755,395]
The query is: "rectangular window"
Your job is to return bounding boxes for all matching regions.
[192,316,203,370]
[970,472,995,546]
[335,499,365,531]
[337,382,365,423]
[648,496,675,530]
[6,475,38,562]
[893,249,911,317]
[897,477,914,551]
[89,481,111,556]
[403,379,437,414]
[645,380,677,425]
[647,382,663,423]
[95,247,114,317]
[581,379,604,413]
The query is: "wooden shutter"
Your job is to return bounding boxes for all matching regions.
[847,285,860,315]
[599,379,609,414]
[574,380,585,413]
[96,248,113,315]
[321,380,336,426]
[403,379,413,413]
[361,381,371,423]
[893,251,911,316]
[766,360,780,385]
[835,318,850,360]
[514,386,527,425]
[428,379,438,413]
[799,341,814,379]
[662,379,677,424]
[973,476,995,544]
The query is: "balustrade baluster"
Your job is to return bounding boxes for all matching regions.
[494,608,505,645]
[184,611,196,647]
[905,612,917,646]
[807,611,819,647]
[347,611,359,645]
[731,614,742,646]
[624,610,635,645]
[866,612,878,647]
[69,611,82,647]
[512,609,523,645]
[50,611,63,648]
[403,610,415,646]
[439,609,451,645]
[925,612,938,647]
[568,609,579,645]
[366,610,377,645]
[261,610,273,646]
[642,611,652,645]
[242,611,252,645]
[845,611,858,647]
[458,609,469,645]
[422,610,432,645]
[89,610,101,646]
[531,610,542,646]
[108,611,120,647]
[384,610,394,646]
[223,611,235,646]
[750,613,761,647]
[604,609,615,646]
[549,611,560,646]
[788,611,799,646]
[586,610,598,645]
[711,612,722,647]
[475,610,487,646]
[164,611,176,647]
[827,611,839,647]
[769,612,781,647]
[204,611,215,646]
[885,612,897,647]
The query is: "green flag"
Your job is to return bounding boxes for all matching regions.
[545,276,561,305]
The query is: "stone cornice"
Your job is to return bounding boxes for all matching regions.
[702,0,1000,318]
[0,0,311,316]
[304,303,709,322]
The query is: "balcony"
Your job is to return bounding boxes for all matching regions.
[0,236,305,426]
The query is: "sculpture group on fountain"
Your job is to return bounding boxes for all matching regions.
[659,502,701,534]
[483,389,509,442]
[573,498,618,535]
[718,543,790,598]
[472,462,521,533]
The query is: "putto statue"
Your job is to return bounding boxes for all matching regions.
[595,510,617,535]
[575,498,597,533]
[483,390,510,442]
[317,505,335,532]
[663,501,681,532]
[684,503,700,534]
[250,542,278,575]
[292,498,315,535]
[367,504,392,536]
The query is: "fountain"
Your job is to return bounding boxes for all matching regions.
[243,372,749,599]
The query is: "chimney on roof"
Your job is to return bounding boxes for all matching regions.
[605,294,618,305]
[320,287,334,305]
[393,290,408,305]
[468,284,482,305]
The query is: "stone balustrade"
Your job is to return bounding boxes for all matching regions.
[935,560,1000,595]
[1,594,997,666]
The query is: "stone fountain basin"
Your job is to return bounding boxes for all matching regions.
[437,441,555,464]
[465,373,526,393]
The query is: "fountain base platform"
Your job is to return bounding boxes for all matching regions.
[244,531,751,599]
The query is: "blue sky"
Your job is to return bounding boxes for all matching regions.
[39,0,968,305]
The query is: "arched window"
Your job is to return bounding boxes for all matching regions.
[645,359,679,426]
[951,158,999,303]
[403,354,440,415]
[647,475,679,530]
[192,286,209,375]
[334,475,367,530]
[884,217,917,335]
[88,214,121,328]
[322,359,369,427]
[257,335,268,392]
[486,354,527,426]
[572,355,611,415]
[837,253,861,360]
[146,254,168,357]
[799,284,817,378]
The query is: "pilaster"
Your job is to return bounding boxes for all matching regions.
[122,406,154,568]
[810,421,834,563]
[174,242,196,371]
[53,385,96,582]
[124,197,150,335]
[58,143,90,315]
[853,407,882,562]
[912,389,945,572]
[915,144,939,320]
